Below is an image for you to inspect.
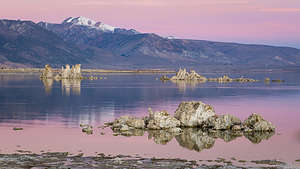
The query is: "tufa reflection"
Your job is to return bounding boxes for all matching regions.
[41,78,81,96]
[112,128,275,152]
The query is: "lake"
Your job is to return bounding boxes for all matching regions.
[0,71,300,167]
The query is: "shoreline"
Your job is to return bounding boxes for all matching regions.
[0,152,297,169]
[0,68,176,74]
[1,67,300,74]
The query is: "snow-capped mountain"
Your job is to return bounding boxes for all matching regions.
[165,36,177,39]
[2,18,300,69]
[62,16,115,32]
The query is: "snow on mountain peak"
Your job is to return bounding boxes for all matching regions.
[62,16,115,32]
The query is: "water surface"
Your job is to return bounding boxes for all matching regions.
[0,71,300,166]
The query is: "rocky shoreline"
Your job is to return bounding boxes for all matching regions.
[0,152,296,169]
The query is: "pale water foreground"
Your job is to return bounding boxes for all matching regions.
[0,71,300,167]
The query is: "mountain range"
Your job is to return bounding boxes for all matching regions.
[1,16,300,70]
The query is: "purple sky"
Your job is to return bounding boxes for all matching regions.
[1,0,300,48]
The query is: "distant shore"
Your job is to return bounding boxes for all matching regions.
[0,68,176,74]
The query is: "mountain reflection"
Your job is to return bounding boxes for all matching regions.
[120,129,275,152]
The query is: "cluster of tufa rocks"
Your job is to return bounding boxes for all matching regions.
[109,108,182,135]
[40,64,53,79]
[161,68,207,82]
[161,69,258,83]
[107,101,275,135]
[40,64,82,80]
[208,75,258,83]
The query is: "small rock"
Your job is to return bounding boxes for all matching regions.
[243,113,275,131]
[13,127,23,131]
[82,126,93,134]
[80,124,89,128]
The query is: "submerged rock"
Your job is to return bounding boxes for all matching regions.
[174,101,216,127]
[243,113,275,131]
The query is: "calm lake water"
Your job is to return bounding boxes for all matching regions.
[0,71,300,166]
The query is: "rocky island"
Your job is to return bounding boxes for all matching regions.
[40,64,82,80]
[106,101,275,135]
[161,68,259,83]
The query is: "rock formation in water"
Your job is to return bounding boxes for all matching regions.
[169,68,207,81]
[40,64,82,80]
[107,101,275,137]
[204,114,242,130]
[147,108,181,130]
[174,101,216,127]
[243,113,275,132]
[208,75,258,83]
[110,108,181,135]
[56,64,82,79]
[161,69,258,83]
[40,64,53,79]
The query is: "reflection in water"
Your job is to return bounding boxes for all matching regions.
[41,79,81,96]
[208,130,243,143]
[41,79,54,95]
[148,130,180,145]
[175,129,215,152]
[61,79,81,96]
[144,129,275,152]
[120,129,145,137]
[243,131,275,144]
[171,80,204,92]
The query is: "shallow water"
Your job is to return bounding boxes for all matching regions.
[0,71,300,166]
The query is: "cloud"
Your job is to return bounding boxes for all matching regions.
[260,8,300,13]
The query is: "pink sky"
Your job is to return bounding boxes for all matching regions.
[1,0,300,48]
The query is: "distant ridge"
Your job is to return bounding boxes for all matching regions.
[1,17,300,70]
